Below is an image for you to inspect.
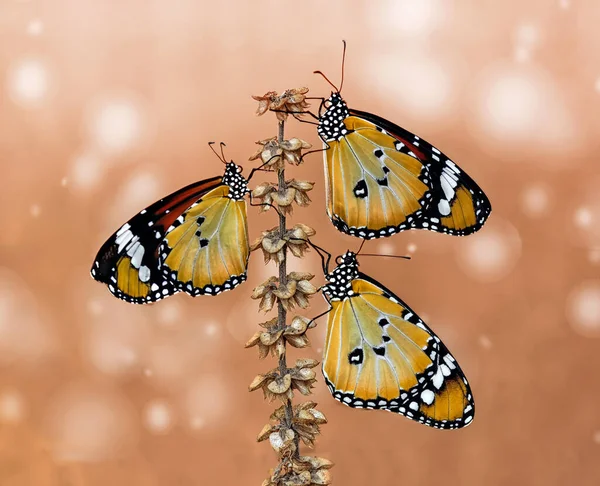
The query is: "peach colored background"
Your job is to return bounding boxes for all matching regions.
[1,1,600,485]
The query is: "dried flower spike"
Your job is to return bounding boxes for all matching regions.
[247,88,330,482]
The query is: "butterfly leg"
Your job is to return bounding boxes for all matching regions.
[269,109,320,125]
[299,139,330,164]
[305,295,333,329]
[249,192,285,218]
[286,236,332,274]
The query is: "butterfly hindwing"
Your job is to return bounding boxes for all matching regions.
[91,176,223,304]
[322,253,474,429]
[159,184,250,295]
[348,108,492,236]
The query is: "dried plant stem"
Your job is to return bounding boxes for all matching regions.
[247,89,332,486]
[275,120,301,457]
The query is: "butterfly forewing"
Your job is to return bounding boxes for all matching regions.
[91,176,223,304]
[349,108,492,236]
[160,184,250,295]
[323,270,475,429]
[324,115,432,239]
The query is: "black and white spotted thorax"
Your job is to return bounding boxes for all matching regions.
[222,162,249,200]
[317,92,350,142]
[322,251,359,301]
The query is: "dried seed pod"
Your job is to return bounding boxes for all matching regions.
[269,428,296,455]
[258,423,277,442]
[271,187,297,207]
[292,291,311,309]
[310,469,331,485]
[260,329,284,346]
[252,277,279,313]
[245,331,262,348]
[252,91,278,116]
[292,379,316,396]
[252,277,278,298]
[302,456,334,471]
[249,373,271,392]
[253,181,277,198]
[296,279,317,295]
[285,333,310,348]
[267,373,292,394]
[306,408,327,424]
[285,316,310,335]
[272,280,297,300]
[280,138,312,166]
[288,272,314,282]
[252,88,310,122]
[295,358,319,369]
[287,179,314,192]
[259,317,279,329]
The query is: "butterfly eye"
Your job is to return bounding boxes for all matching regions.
[335,256,343,265]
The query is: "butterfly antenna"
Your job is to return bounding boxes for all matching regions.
[339,40,347,93]
[313,70,339,93]
[288,236,332,274]
[208,142,226,164]
[219,142,228,163]
[360,253,412,261]
[356,238,366,256]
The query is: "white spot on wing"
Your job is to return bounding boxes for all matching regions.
[138,265,150,282]
[421,390,435,405]
[440,175,455,200]
[130,245,145,269]
[438,199,451,216]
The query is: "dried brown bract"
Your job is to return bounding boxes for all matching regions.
[251,223,316,265]
[249,137,312,172]
[252,87,310,121]
[246,315,314,358]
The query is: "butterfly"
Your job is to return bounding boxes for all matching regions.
[319,250,475,429]
[313,43,491,240]
[91,145,250,304]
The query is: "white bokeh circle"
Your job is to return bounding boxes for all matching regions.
[7,58,52,108]
[454,218,522,283]
[566,280,600,337]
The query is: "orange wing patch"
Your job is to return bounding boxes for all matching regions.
[161,185,249,295]
[116,257,150,299]
[323,116,431,239]
[440,186,477,231]
[419,374,471,423]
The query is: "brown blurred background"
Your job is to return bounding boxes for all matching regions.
[1,0,600,485]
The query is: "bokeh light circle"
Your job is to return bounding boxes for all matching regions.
[143,399,175,434]
[566,280,600,337]
[0,389,26,424]
[454,218,522,283]
[520,183,552,218]
[7,58,52,107]
[43,382,137,462]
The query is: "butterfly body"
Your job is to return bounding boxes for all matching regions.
[321,251,475,429]
[91,162,250,304]
[317,92,491,239]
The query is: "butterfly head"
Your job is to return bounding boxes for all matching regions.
[222,161,249,200]
[318,92,350,143]
[322,250,359,301]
